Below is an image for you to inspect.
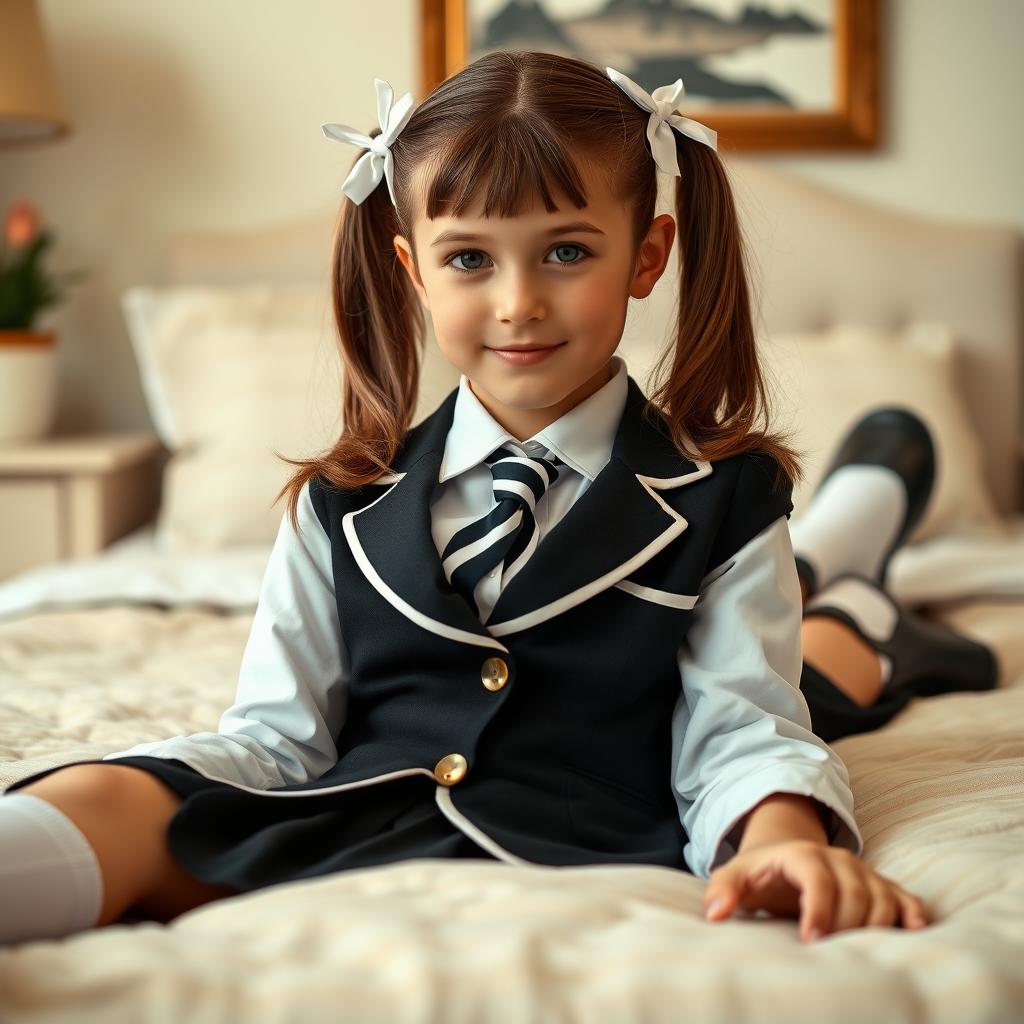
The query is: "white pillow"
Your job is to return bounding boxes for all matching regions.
[122,284,459,550]
[758,322,1005,541]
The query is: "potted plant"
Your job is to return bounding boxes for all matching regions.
[0,200,88,442]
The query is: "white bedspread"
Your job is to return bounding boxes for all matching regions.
[1,530,1022,1024]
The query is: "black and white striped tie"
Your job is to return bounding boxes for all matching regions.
[441,444,562,617]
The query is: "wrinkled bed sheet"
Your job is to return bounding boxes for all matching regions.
[1,597,1022,1023]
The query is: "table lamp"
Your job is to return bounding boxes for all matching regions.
[0,0,70,441]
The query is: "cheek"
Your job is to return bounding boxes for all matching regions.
[564,269,629,333]
[423,276,475,319]
[420,272,465,320]
[435,292,486,339]
[422,278,488,348]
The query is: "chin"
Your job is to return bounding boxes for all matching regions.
[480,376,567,406]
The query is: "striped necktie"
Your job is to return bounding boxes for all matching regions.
[441,443,562,617]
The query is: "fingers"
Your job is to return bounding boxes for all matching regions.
[861,870,900,928]
[892,885,932,930]
[702,845,934,942]
[789,852,835,943]
[707,844,835,941]
[811,853,933,936]
[703,869,751,921]
[704,860,788,922]
[827,851,874,933]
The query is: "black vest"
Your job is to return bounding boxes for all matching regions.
[288,373,793,870]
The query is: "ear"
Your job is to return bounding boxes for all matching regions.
[393,234,430,310]
[628,214,676,300]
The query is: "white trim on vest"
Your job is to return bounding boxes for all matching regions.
[486,471,694,636]
[433,786,541,868]
[343,475,511,653]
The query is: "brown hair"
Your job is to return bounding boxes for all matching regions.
[274,49,803,531]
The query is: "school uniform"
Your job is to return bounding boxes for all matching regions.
[5,355,865,892]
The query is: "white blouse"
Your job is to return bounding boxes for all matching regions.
[103,354,864,878]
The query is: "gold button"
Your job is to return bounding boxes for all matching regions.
[481,656,509,691]
[434,753,468,786]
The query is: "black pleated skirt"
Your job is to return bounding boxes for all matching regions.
[5,756,497,896]
[3,661,913,897]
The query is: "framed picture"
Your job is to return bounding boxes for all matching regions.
[420,0,881,152]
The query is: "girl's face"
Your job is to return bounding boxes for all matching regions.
[393,160,675,441]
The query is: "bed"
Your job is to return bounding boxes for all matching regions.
[1,158,1022,1024]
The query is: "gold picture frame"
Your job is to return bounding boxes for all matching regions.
[420,0,881,152]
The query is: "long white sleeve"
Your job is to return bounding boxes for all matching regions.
[671,515,865,879]
[102,479,350,791]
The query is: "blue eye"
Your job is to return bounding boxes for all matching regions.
[444,243,591,275]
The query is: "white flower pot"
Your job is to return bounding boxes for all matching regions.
[0,331,58,442]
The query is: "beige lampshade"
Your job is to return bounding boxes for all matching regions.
[0,0,70,145]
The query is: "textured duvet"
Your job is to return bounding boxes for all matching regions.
[1,599,1022,1024]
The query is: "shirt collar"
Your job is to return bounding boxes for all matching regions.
[438,354,629,484]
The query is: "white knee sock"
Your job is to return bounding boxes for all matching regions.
[805,576,896,686]
[791,465,907,590]
[0,792,104,944]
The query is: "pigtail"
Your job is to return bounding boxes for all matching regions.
[274,128,426,533]
[330,132,425,466]
[645,135,803,494]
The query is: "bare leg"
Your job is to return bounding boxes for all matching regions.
[801,619,883,707]
[798,575,883,708]
[16,764,239,927]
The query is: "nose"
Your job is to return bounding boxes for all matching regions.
[494,268,546,325]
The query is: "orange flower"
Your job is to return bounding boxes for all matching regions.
[5,200,41,248]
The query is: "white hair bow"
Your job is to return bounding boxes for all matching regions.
[321,78,416,207]
[605,67,717,175]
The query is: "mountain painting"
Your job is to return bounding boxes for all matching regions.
[467,0,836,111]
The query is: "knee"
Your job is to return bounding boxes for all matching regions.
[17,763,185,928]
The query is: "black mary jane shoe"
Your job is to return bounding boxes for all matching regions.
[794,406,937,599]
[802,572,999,698]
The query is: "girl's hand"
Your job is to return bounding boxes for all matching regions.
[702,839,932,943]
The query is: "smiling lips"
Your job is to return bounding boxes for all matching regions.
[489,342,566,365]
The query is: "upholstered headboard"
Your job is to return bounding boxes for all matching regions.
[167,158,1023,516]
[728,160,1023,517]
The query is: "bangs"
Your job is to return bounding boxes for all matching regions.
[418,116,599,220]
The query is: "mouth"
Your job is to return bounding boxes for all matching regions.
[490,342,567,353]
[488,341,566,365]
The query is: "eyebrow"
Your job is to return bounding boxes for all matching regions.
[429,221,606,248]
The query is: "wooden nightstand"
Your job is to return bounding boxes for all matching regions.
[0,432,164,580]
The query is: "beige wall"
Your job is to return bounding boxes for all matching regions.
[2,0,1021,436]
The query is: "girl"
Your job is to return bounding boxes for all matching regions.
[0,50,997,948]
